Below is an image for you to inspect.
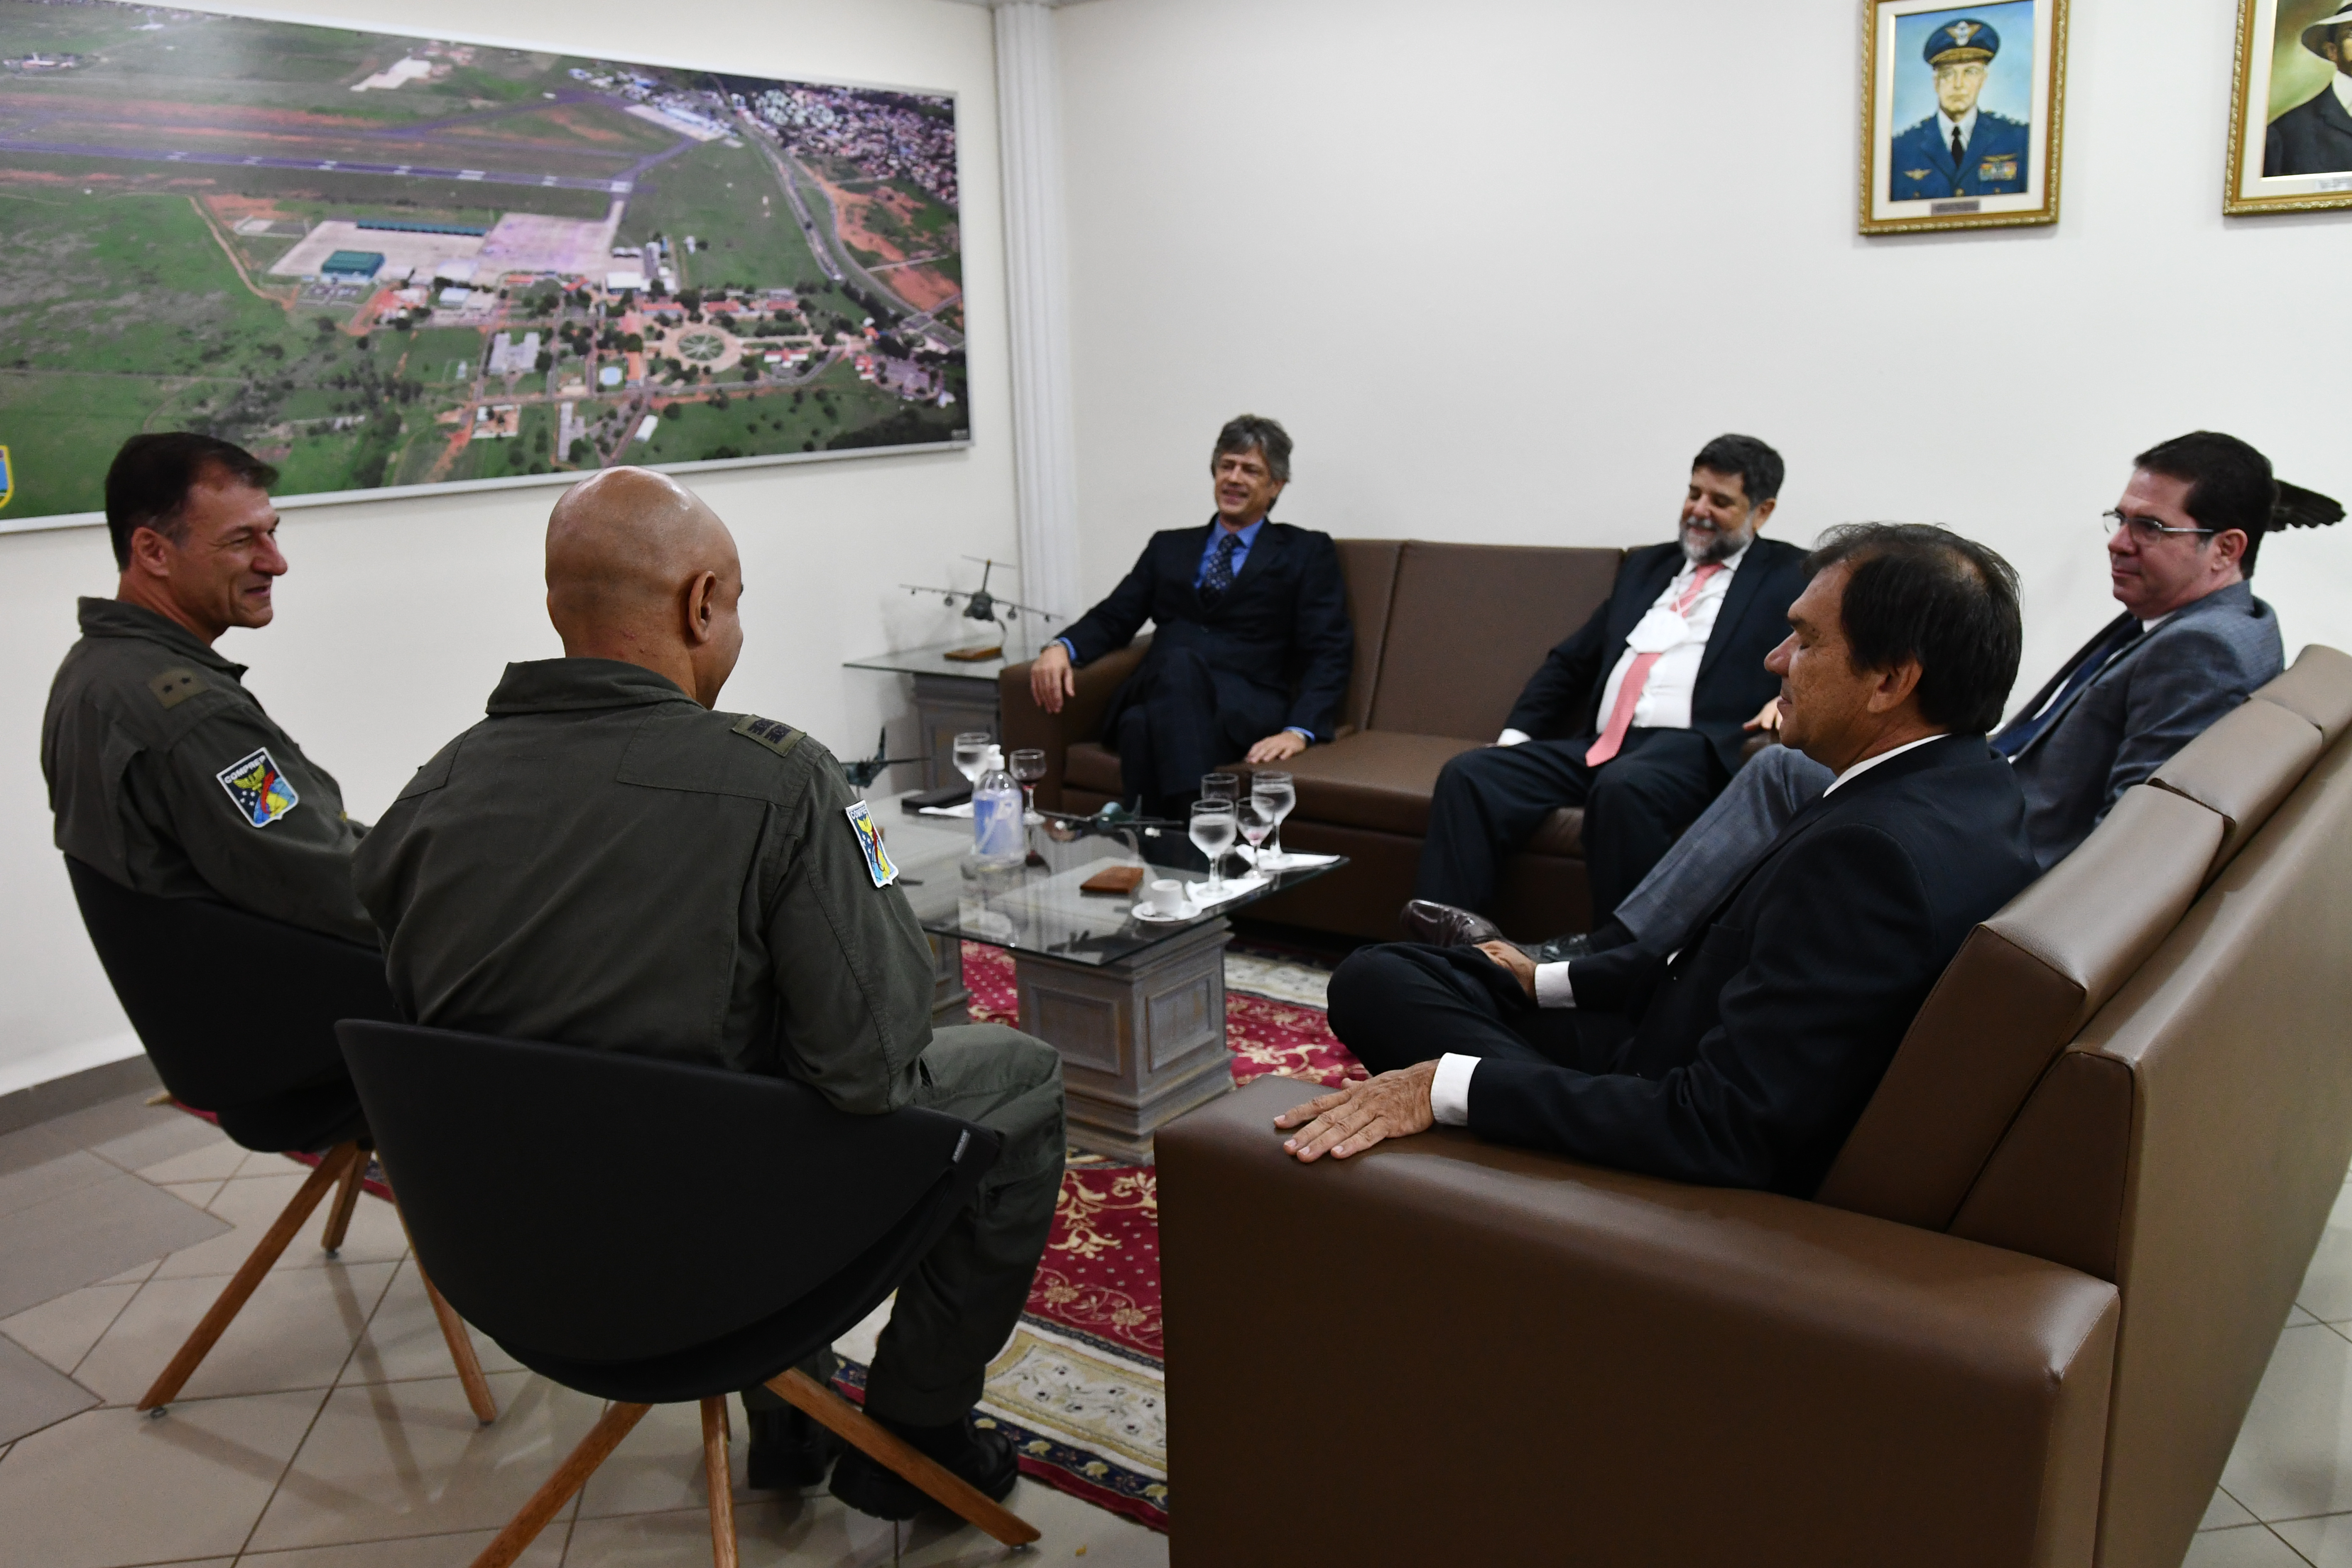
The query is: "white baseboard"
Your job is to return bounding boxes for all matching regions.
[0,1032,145,1102]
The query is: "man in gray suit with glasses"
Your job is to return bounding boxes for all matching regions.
[1412,431,2335,963]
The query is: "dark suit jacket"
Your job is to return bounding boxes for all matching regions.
[1503,537,1808,774]
[1468,735,2036,1195]
[2265,84,2352,177]
[2007,581,2282,869]
[1059,520,1353,743]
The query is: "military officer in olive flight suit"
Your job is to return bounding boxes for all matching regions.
[45,433,376,947]
[351,467,1064,1525]
[1889,17,2032,200]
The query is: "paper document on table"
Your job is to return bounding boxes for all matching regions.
[1187,872,1269,908]
[918,801,976,818]
[1253,851,1340,870]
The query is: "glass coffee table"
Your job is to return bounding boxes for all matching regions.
[880,798,1343,1160]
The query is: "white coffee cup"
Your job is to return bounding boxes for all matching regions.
[1140,877,1186,917]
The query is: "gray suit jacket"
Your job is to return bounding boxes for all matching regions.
[2008,581,2282,868]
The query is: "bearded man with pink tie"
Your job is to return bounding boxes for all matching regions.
[1406,435,1809,937]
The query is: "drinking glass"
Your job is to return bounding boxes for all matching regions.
[1189,798,1239,897]
[1010,748,1047,824]
[1236,796,1274,869]
[1251,771,1296,866]
[952,731,994,787]
[1199,772,1239,804]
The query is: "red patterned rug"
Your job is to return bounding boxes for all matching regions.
[898,941,1360,1531]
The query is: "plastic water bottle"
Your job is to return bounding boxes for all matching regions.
[972,751,1025,866]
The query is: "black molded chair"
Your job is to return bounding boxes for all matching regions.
[335,1018,1040,1568]
[63,857,496,1420]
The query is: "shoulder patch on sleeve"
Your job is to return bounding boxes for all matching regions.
[215,747,300,827]
[730,713,803,758]
[149,667,210,710]
[844,800,899,887]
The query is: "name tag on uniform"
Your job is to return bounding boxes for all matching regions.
[216,747,300,828]
[845,801,898,887]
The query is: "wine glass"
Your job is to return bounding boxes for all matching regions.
[1251,771,1296,866]
[952,731,994,787]
[1235,796,1274,871]
[1010,748,1047,824]
[1189,798,1238,898]
[1199,772,1239,803]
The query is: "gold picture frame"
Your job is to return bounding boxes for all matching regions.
[1859,0,2069,235]
[2224,0,2352,215]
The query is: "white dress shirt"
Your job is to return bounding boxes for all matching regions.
[1937,104,1980,156]
[1494,545,1747,748]
[1428,731,1952,1127]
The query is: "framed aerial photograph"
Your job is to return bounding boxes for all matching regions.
[1859,0,2068,234]
[2226,0,2352,215]
[0,0,969,531]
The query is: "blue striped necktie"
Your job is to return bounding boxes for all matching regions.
[1200,531,1241,606]
[1993,618,2144,758]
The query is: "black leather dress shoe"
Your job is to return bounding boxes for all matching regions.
[1399,899,1505,947]
[746,1405,841,1490]
[830,1415,1020,1520]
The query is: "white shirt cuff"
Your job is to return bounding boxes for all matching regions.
[1429,1054,1479,1126]
[1534,961,1577,1009]
[1496,728,1532,747]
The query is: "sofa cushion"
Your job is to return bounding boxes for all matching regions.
[2254,645,2352,746]
[1367,542,1622,740]
[1064,741,1124,797]
[2148,697,2325,880]
[1265,731,1483,837]
[1813,784,2226,1231]
[1333,540,1402,736]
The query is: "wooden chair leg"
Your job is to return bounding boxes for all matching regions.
[318,1146,366,1255]
[384,1190,500,1425]
[138,1141,361,1411]
[700,1396,739,1568]
[763,1368,1039,1546]
[469,1399,650,1568]
[416,1260,499,1425]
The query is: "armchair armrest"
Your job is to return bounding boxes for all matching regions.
[999,636,1150,810]
[1157,1077,2118,1567]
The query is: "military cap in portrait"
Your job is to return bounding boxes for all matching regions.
[1925,17,2001,64]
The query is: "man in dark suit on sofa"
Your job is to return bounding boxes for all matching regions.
[1288,525,2039,1195]
[2265,7,2352,177]
[1028,414,1351,814]
[1407,433,1808,933]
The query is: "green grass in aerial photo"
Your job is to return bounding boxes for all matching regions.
[620,139,828,296]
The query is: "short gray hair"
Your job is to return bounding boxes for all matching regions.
[1212,414,1293,485]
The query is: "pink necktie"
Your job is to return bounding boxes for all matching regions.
[1585,564,1724,768]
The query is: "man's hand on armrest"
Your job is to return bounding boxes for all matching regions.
[1273,1059,1438,1162]
[1030,641,1077,714]
[1245,729,1309,764]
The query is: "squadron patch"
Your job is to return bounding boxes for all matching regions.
[844,800,898,888]
[215,747,299,828]
[730,713,803,758]
[149,667,210,710]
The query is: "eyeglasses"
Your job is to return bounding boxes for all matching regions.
[2102,509,2216,546]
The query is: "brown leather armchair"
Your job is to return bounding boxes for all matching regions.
[1159,647,2352,1567]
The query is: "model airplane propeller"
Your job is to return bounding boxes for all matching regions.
[840,727,927,790]
[899,557,1061,629]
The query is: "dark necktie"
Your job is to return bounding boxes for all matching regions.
[1951,125,1966,166]
[1200,531,1241,607]
[1992,618,2144,758]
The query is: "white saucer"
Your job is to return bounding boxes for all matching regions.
[1132,905,1197,923]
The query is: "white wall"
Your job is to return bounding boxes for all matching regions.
[1054,0,2352,690]
[0,0,1014,1090]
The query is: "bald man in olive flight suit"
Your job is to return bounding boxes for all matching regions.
[351,468,1064,1524]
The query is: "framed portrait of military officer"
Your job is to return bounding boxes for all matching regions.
[1859,0,2069,234]
[2226,0,2352,213]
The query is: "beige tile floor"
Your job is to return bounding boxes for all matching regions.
[0,1093,1166,1568]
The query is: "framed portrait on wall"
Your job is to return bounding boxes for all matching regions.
[2226,0,2352,214]
[1859,0,2069,234]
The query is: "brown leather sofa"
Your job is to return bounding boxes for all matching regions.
[1157,646,2352,1567]
[1000,539,1626,939]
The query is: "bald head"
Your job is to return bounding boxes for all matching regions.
[545,467,744,707]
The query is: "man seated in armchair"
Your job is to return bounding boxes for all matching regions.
[1288,525,2040,1195]
[1026,414,1352,818]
